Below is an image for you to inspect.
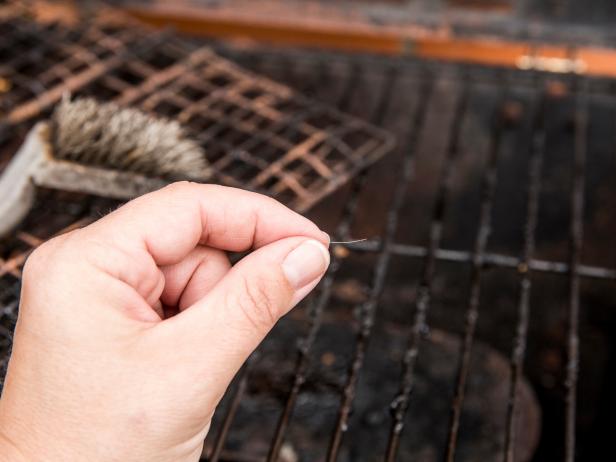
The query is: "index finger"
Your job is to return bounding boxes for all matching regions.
[82,182,329,266]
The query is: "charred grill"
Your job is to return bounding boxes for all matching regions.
[2,4,616,461]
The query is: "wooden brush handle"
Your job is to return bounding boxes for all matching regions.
[0,122,171,238]
[0,123,46,238]
[33,160,169,201]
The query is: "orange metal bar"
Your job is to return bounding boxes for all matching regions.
[123,4,616,79]
[125,8,406,55]
[25,1,616,79]
[414,39,530,68]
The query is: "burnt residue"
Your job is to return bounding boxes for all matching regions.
[215,45,616,461]
[210,319,540,462]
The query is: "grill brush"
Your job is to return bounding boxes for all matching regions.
[0,97,210,237]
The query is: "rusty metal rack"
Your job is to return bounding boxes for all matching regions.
[116,49,394,209]
[0,16,155,124]
[3,15,616,462]
[0,13,194,166]
[0,14,395,211]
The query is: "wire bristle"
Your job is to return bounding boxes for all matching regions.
[51,96,208,179]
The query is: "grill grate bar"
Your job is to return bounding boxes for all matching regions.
[385,81,470,461]
[7,239,612,281]
[564,76,588,462]
[265,60,400,462]
[208,362,252,462]
[340,241,616,281]
[444,82,508,461]
[503,85,547,462]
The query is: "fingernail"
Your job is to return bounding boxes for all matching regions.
[320,231,331,246]
[282,239,330,290]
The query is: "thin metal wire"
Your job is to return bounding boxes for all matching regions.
[385,80,471,461]
[329,239,367,245]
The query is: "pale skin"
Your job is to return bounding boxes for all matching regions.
[0,182,330,461]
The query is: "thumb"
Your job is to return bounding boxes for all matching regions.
[164,236,329,387]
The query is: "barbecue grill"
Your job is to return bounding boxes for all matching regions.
[2,2,616,461]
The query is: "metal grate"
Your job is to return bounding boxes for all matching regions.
[0,14,192,167]
[107,48,394,210]
[3,21,616,462]
[198,46,615,461]
[0,16,156,124]
[0,15,394,212]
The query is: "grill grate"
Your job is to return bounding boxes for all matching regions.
[3,22,616,462]
[198,46,616,461]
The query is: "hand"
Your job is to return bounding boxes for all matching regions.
[0,182,330,461]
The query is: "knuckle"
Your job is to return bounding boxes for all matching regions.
[80,236,120,268]
[22,231,81,297]
[22,233,68,277]
[22,247,45,278]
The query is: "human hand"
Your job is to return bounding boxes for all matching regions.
[0,182,330,461]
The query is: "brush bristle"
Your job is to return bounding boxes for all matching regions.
[51,97,208,179]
